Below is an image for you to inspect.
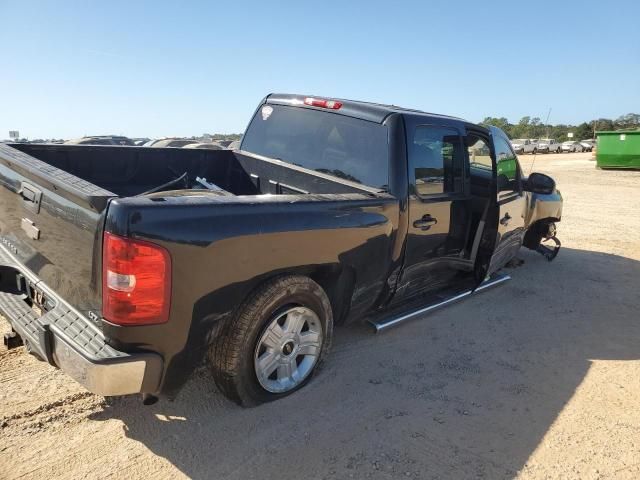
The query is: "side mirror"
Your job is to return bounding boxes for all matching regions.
[525,172,555,194]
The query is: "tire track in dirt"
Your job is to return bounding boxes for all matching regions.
[0,318,105,443]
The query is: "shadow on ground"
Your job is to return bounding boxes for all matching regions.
[90,247,640,479]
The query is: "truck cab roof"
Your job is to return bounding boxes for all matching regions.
[266,93,481,132]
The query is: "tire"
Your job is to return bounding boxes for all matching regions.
[210,275,333,406]
[532,148,537,155]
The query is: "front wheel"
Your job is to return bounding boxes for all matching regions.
[210,275,333,406]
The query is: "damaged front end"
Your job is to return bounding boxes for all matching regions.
[523,175,563,261]
[524,220,561,261]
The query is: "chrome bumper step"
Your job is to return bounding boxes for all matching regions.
[0,243,163,396]
[369,273,511,333]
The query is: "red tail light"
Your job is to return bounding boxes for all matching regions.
[102,232,171,325]
[304,97,342,110]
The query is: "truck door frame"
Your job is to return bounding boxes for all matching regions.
[472,126,527,281]
[393,119,474,301]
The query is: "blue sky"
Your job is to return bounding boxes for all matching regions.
[1,0,638,139]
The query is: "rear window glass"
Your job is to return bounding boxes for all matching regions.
[241,104,389,190]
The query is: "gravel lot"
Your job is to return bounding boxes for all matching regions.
[1,152,639,479]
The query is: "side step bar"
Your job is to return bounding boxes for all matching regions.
[369,273,511,333]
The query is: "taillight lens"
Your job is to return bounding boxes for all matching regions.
[102,232,171,325]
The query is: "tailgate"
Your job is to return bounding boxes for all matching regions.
[0,144,114,316]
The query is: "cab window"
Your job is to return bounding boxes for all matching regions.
[468,137,492,170]
[493,136,521,195]
[409,126,464,197]
[242,104,389,190]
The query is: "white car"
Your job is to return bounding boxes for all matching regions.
[561,141,583,153]
[182,142,224,150]
[579,140,595,152]
[536,138,562,153]
[510,138,537,154]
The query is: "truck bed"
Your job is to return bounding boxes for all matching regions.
[0,143,382,320]
[7,143,374,200]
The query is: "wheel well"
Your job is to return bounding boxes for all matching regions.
[247,265,356,326]
[170,265,355,397]
[524,217,560,250]
[308,266,356,325]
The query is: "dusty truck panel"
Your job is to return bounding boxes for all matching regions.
[0,93,563,405]
[0,143,112,316]
[101,192,401,394]
[596,131,640,169]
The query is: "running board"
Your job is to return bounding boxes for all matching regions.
[369,273,511,333]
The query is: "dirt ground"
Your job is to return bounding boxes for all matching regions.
[1,152,639,479]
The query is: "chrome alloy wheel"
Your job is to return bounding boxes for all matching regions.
[254,306,323,393]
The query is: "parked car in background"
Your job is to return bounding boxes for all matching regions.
[561,141,583,153]
[64,135,135,146]
[510,139,525,154]
[146,138,198,148]
[182,142,223,150]
[536,139,562,153]
[510,139,537,154]
[579,140,595,152]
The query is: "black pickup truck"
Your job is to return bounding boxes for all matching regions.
[0,94,562,406]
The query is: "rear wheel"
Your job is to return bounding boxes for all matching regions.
[254,306,323,393]
[210,275,333,406]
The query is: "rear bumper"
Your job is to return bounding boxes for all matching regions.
[0,244,162,396]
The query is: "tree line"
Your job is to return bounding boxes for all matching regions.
[481,113,640,141]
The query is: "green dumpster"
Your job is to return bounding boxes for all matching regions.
[596,130,640,169]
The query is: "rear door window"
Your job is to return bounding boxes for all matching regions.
[468,138,492,171]
[409,125,465,197]
[241,104,389,190]
[409,125,464,197]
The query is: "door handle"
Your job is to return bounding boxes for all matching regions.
[500,212,511,226]
[413,215,438,231]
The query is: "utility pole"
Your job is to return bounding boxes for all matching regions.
[545,108,552,138]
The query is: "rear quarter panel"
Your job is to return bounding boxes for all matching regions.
[103,192,400,393]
